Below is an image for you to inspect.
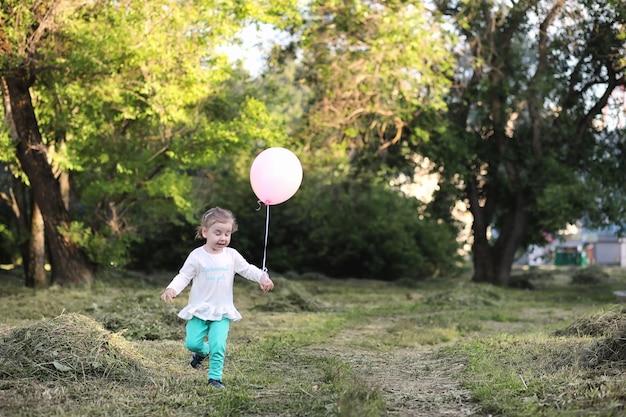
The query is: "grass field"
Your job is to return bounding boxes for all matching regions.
[1,266,625,416]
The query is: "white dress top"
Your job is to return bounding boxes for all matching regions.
[166,246,265,321]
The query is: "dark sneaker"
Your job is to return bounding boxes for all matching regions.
[190,353,206,369]
[208,378,226,389]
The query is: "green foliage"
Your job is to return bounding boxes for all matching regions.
[2,0,457,281]
[0,219,17,264]
[194,0,460,284]
[212,168,461,280]
[1,0,302,274]
[292,0,454,174]
[0,126,14,162]
[422,0,626,283]
[55,221,136,268]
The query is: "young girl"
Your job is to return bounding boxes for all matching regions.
[160,207,274,389]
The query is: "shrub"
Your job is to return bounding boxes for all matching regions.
[571,265,610,285]
[232,173,462,280]
[129,165,462,281]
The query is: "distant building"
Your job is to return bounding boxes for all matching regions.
[521,224,626,267]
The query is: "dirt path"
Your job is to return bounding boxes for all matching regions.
[303,345,486,417]
[356,348,482,416]
[303,324,489,416]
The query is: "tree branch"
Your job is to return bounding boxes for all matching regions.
[527,0,566,158]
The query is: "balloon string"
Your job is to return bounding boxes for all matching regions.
[262,203,270,272]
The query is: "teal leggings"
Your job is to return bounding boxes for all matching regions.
[184,316,231,381]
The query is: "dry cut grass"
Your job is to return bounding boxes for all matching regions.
[0,312,152,382]
[554,305,626,369]
[1,265,626,417]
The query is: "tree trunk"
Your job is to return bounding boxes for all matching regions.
[493,193,529,285]
[471,190,529,286]
[27,201,47,288]
[469,193,494,283]
[1,73,94,285]
[467,176,499,284]
[472,234,496,283]
[52,138,71,210]
[8,181,31,278]
[2,80,48,287]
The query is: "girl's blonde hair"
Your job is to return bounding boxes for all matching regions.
[195,207,238,239]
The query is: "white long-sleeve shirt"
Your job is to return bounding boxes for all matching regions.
[166,246,265,321]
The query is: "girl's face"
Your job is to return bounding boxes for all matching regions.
[202,221,233,254]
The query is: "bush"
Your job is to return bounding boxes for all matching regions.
[227,172,461,281]
[571,265,610,285]
[127,162,462,281]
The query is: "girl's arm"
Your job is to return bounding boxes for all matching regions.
[160,252,197,302]
[231,250,265,283]
[231,249,274,293]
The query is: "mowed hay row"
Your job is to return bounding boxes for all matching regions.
[252,276,329,313]
[584,325,626,368]
[0,313,152,382]
[554,306,626,338]
[552,306,626,369]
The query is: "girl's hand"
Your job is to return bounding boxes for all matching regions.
[161,288,177,303]
[260,275,274,294]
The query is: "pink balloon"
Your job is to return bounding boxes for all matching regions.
[250,147,303,205]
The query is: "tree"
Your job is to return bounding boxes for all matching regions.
[1,0,301,285]
[219,0,462,279]
[0,0,95,284]
[427,0,626,285]
[293,0,454,177]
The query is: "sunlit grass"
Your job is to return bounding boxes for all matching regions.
[444,334,626,417]
[1,265,625,416]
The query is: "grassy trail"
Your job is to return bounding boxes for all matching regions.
[1,267,625,416]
